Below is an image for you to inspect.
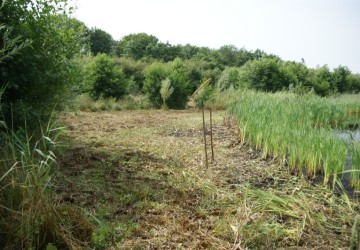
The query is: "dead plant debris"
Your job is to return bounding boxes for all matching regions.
[55,110,360,249]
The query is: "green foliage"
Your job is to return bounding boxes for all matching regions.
[115,57,148,92]
[214,45,239,67]
[88,27,114,55]
[166,59,192,109]
[179,44,200,59]
[87,54,127,100]
[0,25,30,62]
[142,62,169,108]
[308,66,333,96]
[331,65,351,92]
[91,222,116,249]
[0,0,87,128]
[239,57,295,92]
[147,41,181,62]
[116,33,159,60]
[0,108,94,248]
[227,90,360,189]
[347,74,360,93]
[194,84,215,108]
[216,67,242,92]
[142,59,192,109]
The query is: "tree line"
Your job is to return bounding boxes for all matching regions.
[1,0,360,126]
[83,29,360,108]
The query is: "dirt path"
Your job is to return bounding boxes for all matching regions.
[56,110,358,249]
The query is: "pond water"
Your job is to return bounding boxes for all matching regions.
[338,130,360,143]
[337,130,360,196]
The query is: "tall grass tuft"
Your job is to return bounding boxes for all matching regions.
[0,107,93,248]
[226,90,360,190]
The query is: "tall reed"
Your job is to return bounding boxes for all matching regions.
[0,109,93,248]
[226,90,360,190]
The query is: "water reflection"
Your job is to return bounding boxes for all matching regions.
[338,130,360,143]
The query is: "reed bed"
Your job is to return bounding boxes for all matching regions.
[226,90,360,190]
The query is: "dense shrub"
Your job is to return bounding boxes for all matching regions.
[88,27,115,55]
[0,1,87,127]
[166,59,192,109]
[87,54,127,100]
[331,66,351,92]
[142,59,192,109]
[142,62,169,108]
[239,57,296,92]
[347,74,360,93]
[114,57,148,92]
[308,66,334,96]
[216,67,243,92]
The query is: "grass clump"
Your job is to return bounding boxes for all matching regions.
[0,109,94,248]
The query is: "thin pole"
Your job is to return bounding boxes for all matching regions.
[202,101,208,168]
[210,108,214,162]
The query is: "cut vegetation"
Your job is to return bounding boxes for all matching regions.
[55,109,360,249]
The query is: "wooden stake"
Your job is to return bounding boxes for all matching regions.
[210,108,214,162]
[202,102,208,168]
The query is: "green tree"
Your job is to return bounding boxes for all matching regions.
[308,66,333,96]
[331,65,351,93]
[116,33,159,60]
[216,67,242,92]
[347,74,360,93]
[166,59,192,109]
[115,56,148,91]
[0,0,86,126]
[143,62,169,108]
[88,27,114,55]
[282,61,310,86]
[239,57,295,92]
[148,42,181,62]
[0,25,30,62]
[179,44,200,60]
[88,54,127,100]
[214,45,239,67]
[143,59,192,109]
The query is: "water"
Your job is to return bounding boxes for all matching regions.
[338,130,360,143]
[337,130,360,196]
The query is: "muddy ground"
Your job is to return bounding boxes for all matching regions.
[55,110,359,249]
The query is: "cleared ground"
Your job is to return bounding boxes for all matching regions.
[56,110,359,249]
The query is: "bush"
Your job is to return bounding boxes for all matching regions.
[308,66,333,96]
[87,54,127,100]
[165,59,192,109]
[142,62,169,108]
[239,57,296,92]
[115,57,148,92]
[0,2,87,128]
[194,84,216,108]
[216,67,242,92]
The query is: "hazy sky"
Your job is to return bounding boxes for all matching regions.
[71,0,360,73]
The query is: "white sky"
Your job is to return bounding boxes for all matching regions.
[71,0,360,73]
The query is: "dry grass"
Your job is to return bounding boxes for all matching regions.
[56,109,360,249]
